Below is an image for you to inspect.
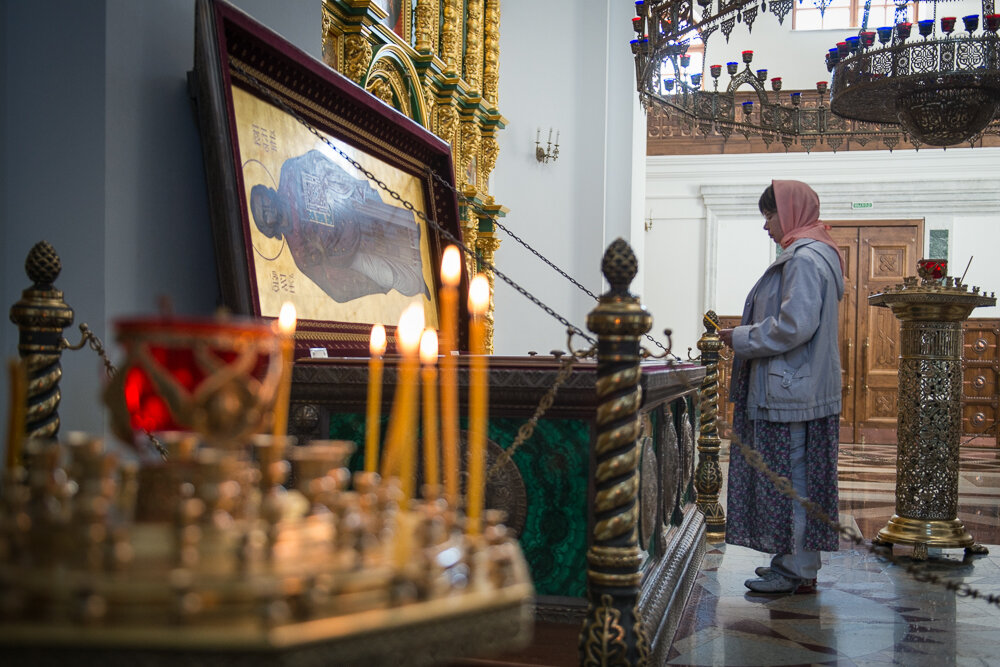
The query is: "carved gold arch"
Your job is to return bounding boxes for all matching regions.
[321,0,506,351]
[366,44,429,125]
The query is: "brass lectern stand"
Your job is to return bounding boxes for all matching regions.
[869,272,996,560]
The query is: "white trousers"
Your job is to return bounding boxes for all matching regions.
[770,421,821,580]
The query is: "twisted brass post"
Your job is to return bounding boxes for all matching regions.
[695,311,726,541]
[579,239,650,667]
[8,242,75,440]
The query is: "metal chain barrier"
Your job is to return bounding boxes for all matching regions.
[62,324,168,460]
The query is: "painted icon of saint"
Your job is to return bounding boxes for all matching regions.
[250,150,430,304]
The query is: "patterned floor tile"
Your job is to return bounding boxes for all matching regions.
[668,442,1000,666]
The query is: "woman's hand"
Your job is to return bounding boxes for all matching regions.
[718,328,734,348]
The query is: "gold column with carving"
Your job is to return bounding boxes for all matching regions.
[322,0,507,350]
[483,0,500,105]
[464,0,484,91]
[869,273,996,560]
[441,0,462,74]
[694,311,726,541]
[579,239,651,667]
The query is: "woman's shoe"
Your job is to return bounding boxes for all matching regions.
[745,571,816,595]
[753,568,817,594]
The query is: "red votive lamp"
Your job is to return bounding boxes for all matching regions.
[918,258,947,280]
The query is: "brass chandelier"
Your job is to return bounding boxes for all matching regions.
[632,0,1000,150]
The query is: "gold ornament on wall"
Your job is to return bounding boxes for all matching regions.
[322,0,507,351]
[343,33,373,84]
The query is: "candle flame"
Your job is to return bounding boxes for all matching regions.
[370,323,387,357]
[469,275,489,315]
[397,303,425,355]
[419,328,439,364]
[441,245,461,287]
[278,302,297,335]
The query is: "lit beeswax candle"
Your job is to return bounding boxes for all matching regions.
[382,303,423,504]
[420,328,440,494]
[365,324,387,473]
[439,245,461,506]
[273,302,296,438]
[466,275,489,535]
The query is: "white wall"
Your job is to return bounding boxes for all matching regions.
[491,0,648,356]
[646,150,1000,353]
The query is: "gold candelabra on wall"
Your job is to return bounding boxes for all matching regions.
[535,127,559,163]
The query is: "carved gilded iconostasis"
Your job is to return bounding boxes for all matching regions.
[321,0,505,350]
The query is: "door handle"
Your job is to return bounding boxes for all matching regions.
[863,337,870,391]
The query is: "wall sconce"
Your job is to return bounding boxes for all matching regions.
[535,127,560,163]
[644,211,654,232]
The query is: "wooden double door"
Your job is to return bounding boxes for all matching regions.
[829,221,922,444]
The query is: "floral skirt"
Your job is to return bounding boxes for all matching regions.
[725,363,840,554]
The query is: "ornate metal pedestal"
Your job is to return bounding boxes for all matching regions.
[694,312,726,541]
[580,239,652,666]
[869,276,996,560]
[8,241,74,439]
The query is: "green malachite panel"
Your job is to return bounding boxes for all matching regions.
[327,412,591,598]
[929,229,949,261]
[488,417,591,598]
[328,413,375,471]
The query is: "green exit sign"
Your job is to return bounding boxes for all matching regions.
[852,201,874,209]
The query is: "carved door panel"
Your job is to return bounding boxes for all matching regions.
[856,225,920,444]
[829,227,860,443]
[962,319,1000,446]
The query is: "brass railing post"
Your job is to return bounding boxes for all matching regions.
[8,241,74,439]
[695,311,726,540]
[579,239,650,666]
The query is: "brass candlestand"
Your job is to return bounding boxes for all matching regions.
[579,239,651,666]
[869,272,996,560]
[8,241,74,439]
[695,312,726,541]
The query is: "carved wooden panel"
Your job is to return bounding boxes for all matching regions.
[830,227,859,442]
[645,102,1000,156]
[962,319,1000,446]
[856,225,920,444]
[964,367,997,399]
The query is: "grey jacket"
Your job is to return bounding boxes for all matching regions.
[730,238,845,422]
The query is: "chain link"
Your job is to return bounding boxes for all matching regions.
[486,354,578,480]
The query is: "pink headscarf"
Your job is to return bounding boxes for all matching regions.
[773,179,846,276]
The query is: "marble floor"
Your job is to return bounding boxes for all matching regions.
[666,443,1000,666]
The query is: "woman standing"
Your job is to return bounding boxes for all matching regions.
[718,180,845,595]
